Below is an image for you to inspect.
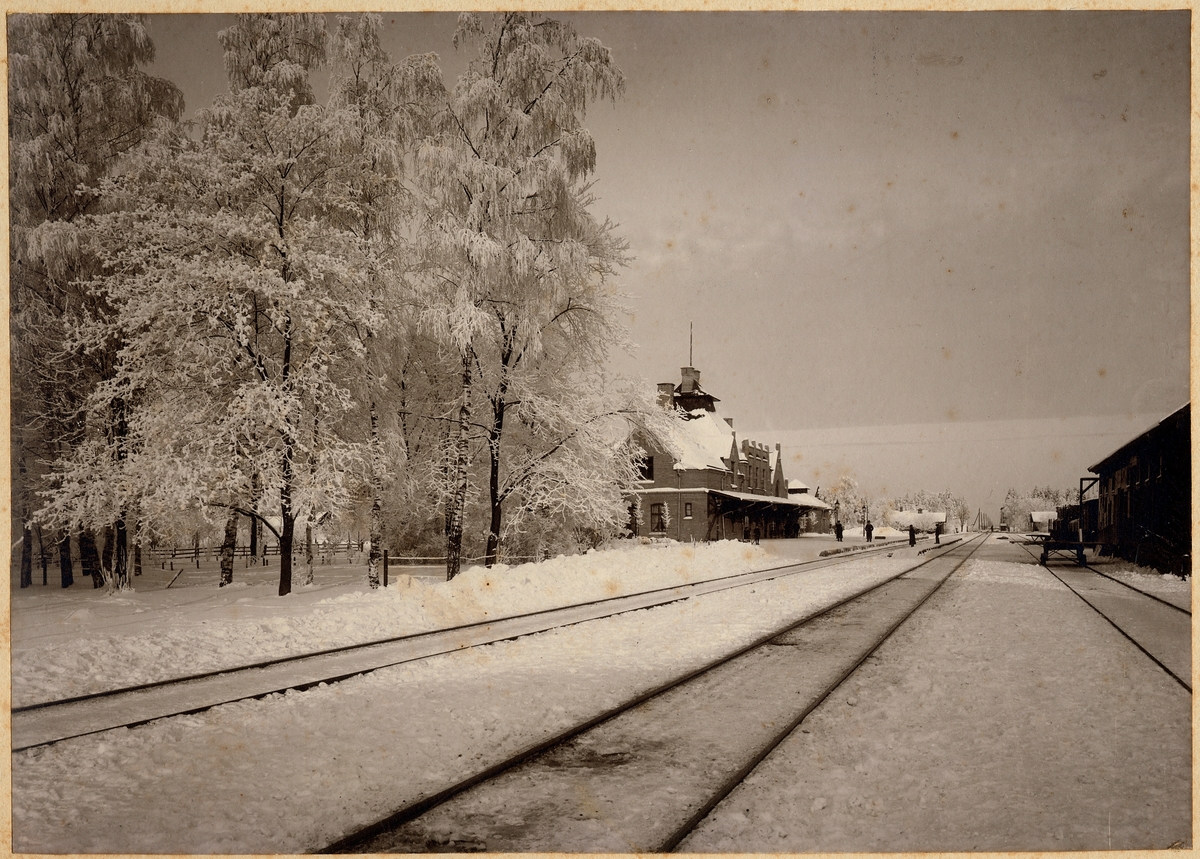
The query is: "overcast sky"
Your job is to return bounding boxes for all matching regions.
[145,12,1191,517]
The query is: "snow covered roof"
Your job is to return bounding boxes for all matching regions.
[888,509,947,527]
[664,408,735,471]
[787,478,809,492]
[1030,511,1058,524]
[633,486,827,510]
[712,489,808,508]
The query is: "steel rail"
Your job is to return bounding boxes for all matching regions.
[1012,536,1190,614]
[318,534,985,854]
[12,539,919,752]
[1011,539,1191,692]
[14,540,907,715]
[655,534,985,852]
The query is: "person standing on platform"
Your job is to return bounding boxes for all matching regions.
[865,520,874,543]
[835,521,843,542]
[909,524,916,547]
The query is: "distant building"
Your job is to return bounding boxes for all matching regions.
[1029,511,1058,533]
[630,366,829,541]
[888,508,947,532]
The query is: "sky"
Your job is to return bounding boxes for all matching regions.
[143,11,1191,518]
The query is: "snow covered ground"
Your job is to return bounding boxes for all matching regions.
[12,541,915,853]
[10,534,1190,853]
[680,543,1192,852]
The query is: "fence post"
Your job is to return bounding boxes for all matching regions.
[383,550,388,587]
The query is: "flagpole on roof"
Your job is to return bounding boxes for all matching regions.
[689,321,693,366]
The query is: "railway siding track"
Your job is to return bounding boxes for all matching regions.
[1040,565,1191,691]
[326,536,985,853]
[12,542,916,752]
[1009,539,1191,691]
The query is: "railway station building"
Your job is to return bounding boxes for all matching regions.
[628,366,831,542]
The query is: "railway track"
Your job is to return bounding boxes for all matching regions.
[1011,539,1191,691]
[11,538,921,752]
[321,534,987,853]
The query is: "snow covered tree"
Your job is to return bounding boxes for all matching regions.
[950,495,972,531]
[326,14,442,588]
[9,14,183,587]
[1002,485,1073,532]
[416,12,628,576]
[40,14,389,596]
[825,475,867,526]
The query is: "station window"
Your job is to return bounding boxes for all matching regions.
[650,503,667,533]
[639,456,654,482]
[684,502,693,519]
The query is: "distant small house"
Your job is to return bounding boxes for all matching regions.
[888,508,947,532]
[1029,511,1058,533]
[629,366,821,542]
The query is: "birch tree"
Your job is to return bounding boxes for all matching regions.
[327,13,441,587]
[41,14,381,596]
[418,12,627,576]
[9,14,183,587]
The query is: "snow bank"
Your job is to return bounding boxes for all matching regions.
[12,540,772,706]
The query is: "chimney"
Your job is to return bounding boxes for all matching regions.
[656,382,674,408]
[680,366,700,394]
[724,417,734,428]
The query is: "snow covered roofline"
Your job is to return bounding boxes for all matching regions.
[888,509,947,527]
[663,408,736,471]
[1087,402,1190,474]
[634,487,827,510]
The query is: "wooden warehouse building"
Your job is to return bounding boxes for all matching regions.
[1088,403,1190,576]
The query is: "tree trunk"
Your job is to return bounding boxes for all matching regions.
[277,312,295,596]
[37,526,48,585]
[219,508,238,587]
[101,524,115,585]
[484,394,507,567]
[18,452,32,588]
[58,529,74,588]
[304,521,314,585]
[249,473,259,564]
[279,510,295,595]
[19,524,33,589]
[113,515,129,589]
[367,400,382,588]
[79,529,104,588]
[111,398,129,589]
[445,351,473,581]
